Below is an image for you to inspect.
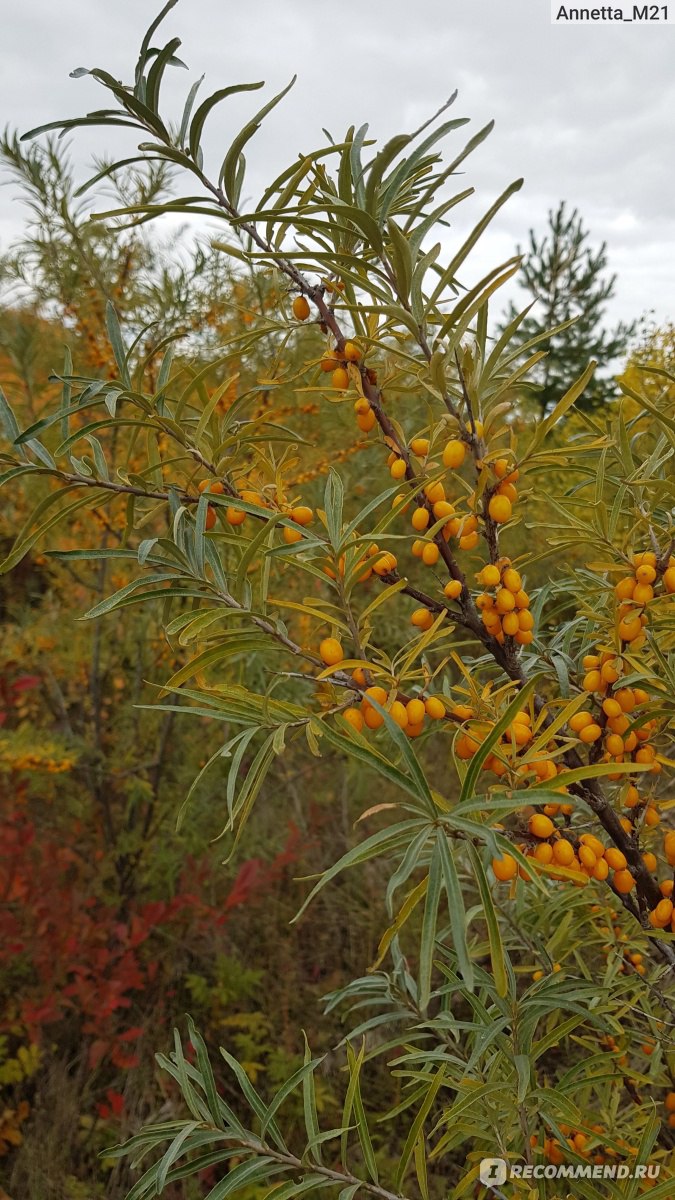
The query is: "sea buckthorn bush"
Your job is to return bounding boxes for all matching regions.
[2,3,675,1196]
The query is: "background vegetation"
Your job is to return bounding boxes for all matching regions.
[1,8,674,1199]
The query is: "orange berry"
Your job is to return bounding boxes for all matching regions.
[343,706,364,732]
[292,295,310,321]
[411,608,434,631]
[425,697,446,720]
[422,543,440,566]
[283,526,303,544]
[320,637,344,666]
[502,612,520,637]
[636,563,656,584]
[412,507,430,531]
[226,506,246,526]
[433,500,454,520]
[290,505,313,525]
[613,869,636,894]
[493,458,519,481]
[552,839,575,866]
[343,340,362,362]
[357,409,377,432]
[534,842,554,864]
[582,670,601,692]
[605,734,625,757]
[633,582,654,606]
[604,848,627,871]
[198,478,226,495]
[320,351,339,372]
[372,551,397,575]
[411,438,430,457]
[579,723,602,744]
[663,566,675,593]
[529,813,554,839]
[332,366,350,390]
[501,567,522,593]
[652,898,674,926]
[363,705,385,730]
[451,703,474,721]
[578,845,597,870]
[390,458,407,480]
[444,579,462,600]
[205,506,217,530]
[569,711,593,732]
[389,700,409,729]
[615,576,636,600]
[495,588,516,613]
[492,853,518,881]
[580,833,605,856]
[442,439,466,469]
[479,564,501,588]
[600,661,621,684]
[488,494,512,523]
[406,699,426,726]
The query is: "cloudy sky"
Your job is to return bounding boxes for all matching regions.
[1,0,673,330]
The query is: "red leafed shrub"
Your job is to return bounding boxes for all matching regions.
[0,810,307,1073]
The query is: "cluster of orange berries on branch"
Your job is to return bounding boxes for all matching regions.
[282,504,314,545]
[664,1091,675,1129]
[453,705,562,790]
[531,1122,635,1169]
[614,549,675,645]
[486,457,520,524]
[197,478,226,528]
[575,667,660,777]
[321,542,397,584]
[475,558,534,645]
[493,807,675,913]
[317,335,378,436]
[340,672,446,739]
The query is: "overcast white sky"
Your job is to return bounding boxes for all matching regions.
[1,0,673,331]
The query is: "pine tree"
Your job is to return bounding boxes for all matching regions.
[502,201,635,414]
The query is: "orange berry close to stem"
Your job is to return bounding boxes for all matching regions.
[492,853,517,881]
[529,814,554,839]
[292,295,310,321]
[442,439,466,469]
[319,637,344,666]
[488,494,512,523]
